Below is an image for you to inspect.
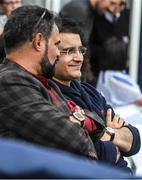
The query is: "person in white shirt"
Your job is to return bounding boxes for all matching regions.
[96,37,142,107]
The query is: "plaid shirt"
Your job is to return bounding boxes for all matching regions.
[0,59,96,157]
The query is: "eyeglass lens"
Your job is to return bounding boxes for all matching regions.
[60,47,87,55]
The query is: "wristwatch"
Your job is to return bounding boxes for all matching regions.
[72,112,85,127]
[105,127,115,141]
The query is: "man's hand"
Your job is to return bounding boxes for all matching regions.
[69,115,81,125]
[105,109,133,152]
[106,109,125,129]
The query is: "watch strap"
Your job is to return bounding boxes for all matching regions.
[110,133,115,141]
[105,127,115,141]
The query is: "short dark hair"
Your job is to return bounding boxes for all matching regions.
[3,5,57,53]
[59,17,86,45]
[98,37,128,70]
[59,18,93,82]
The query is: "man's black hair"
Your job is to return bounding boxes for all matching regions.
[3,5,57,53]
[59,17,86,46]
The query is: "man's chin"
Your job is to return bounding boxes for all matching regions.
[72,73,81,80]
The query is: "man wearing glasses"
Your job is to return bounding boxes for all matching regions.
[60,0,129,84]
[52,18,140,174]
[0,0,22,34]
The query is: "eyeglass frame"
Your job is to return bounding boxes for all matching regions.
[32,9,56,39]
[33,10,87,56]
[33,9,47,30]
[60,46,87,56]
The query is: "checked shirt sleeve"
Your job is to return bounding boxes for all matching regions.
[0,71,96,157]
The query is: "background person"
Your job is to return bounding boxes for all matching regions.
[0,0,22,34]
[96,37,142,107]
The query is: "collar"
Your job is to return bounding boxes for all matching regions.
[52,79,80,95]
[32,74,49,88]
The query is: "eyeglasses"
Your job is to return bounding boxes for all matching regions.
[60,47,87,56]
[34,9,47,30]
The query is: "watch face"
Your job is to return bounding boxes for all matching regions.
[73,112,85,121]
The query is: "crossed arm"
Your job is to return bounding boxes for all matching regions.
[102,108,140,154]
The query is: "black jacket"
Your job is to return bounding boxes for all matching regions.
[53,79,141,157]
[89,8,130,78]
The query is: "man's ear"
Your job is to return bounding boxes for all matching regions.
[32,33,45,52]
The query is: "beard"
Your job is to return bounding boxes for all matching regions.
[40,44,59,79]
[41,57,58,79]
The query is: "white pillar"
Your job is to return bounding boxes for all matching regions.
[129,0,142,81]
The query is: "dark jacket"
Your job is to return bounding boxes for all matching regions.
[53,79,141,157]
[89,8,130,79]
[0,59,121,168]
[0,59,97,157]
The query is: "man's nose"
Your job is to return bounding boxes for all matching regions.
[73,51,84,61]
[108,5,119,14]
[57,48,60,57]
